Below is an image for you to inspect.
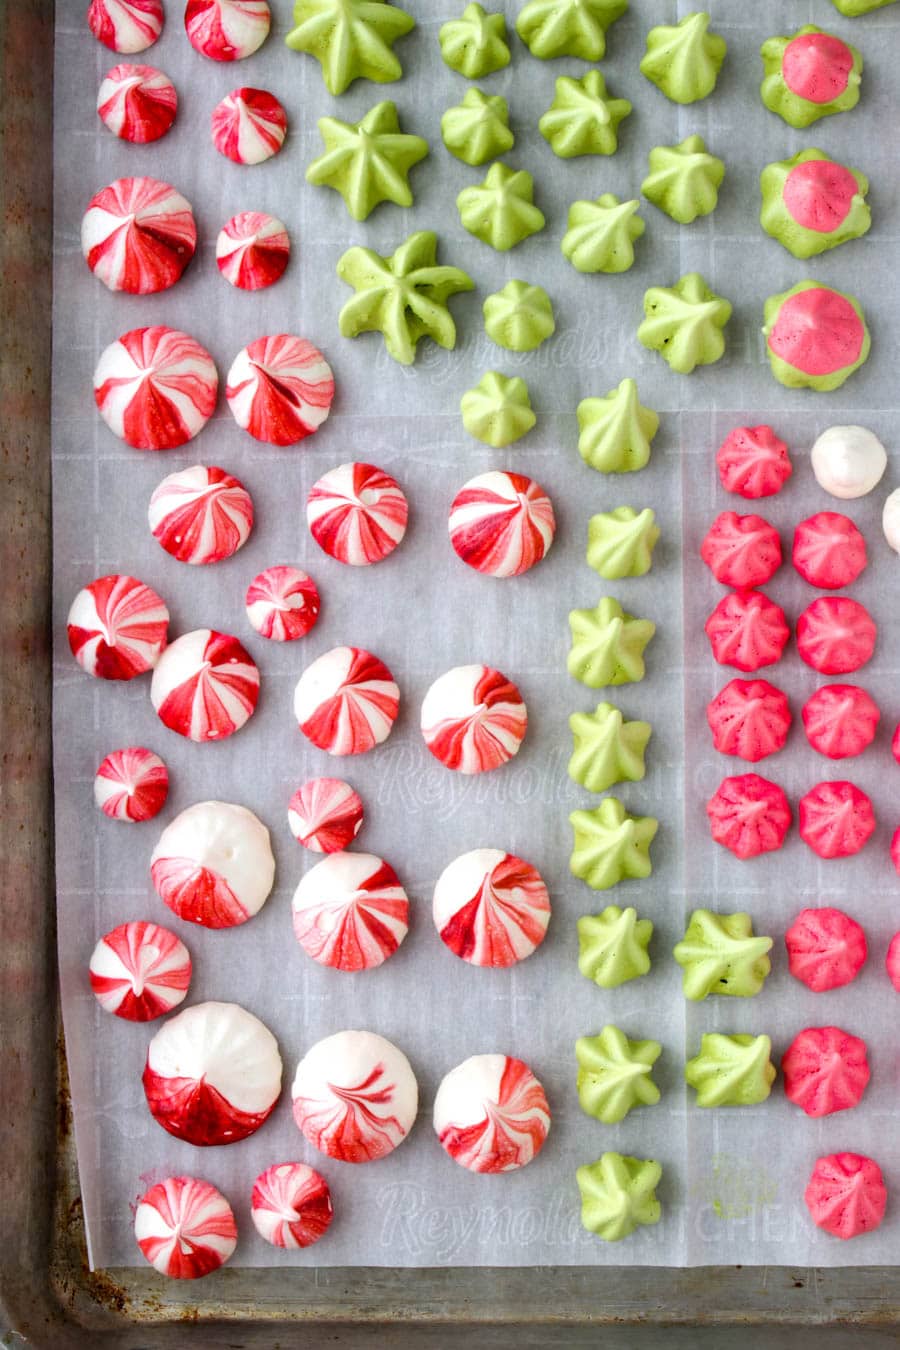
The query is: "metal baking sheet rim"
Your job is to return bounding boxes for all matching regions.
[4,0,900,1342]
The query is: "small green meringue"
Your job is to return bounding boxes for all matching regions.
[640,12,726,104]
[641,135,725,224]
[483,279,555,351]
[570,797,658,891]
[759,149,870,258]
[760,26,862,128]
[439,3,510,78]
[457,163,546,251]
[561,195,644,274]
[286,0,415,95]
[539,72,632,158]
[306,101,428,221]
[441,88,514,166]
[576,1027,662,1124]
[516,0,628,61]
[638,272,732,374]
[577,905,653,988]
[577,1153,662,1242]
[576,379,660,474]
[569,702,651,793]
[587,507,660,579]
[460,371,536,447]
[685,1033,776,1108]
[673,909,773,1001]
[831,0,896,12]
[568,597,656,688]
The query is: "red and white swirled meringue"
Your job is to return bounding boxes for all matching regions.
[251,1163,334,1249]
[211,88,286,164]
[90,921,191,1021]
[143,1001,282,1146]
[294,647,399,756]
[148,465,253,565]
[226,335,334,445]
[292,1030,418,1163]
[185,0,271,60]
[307,462,408,566]
[94,746,169,821]
[421,664,527,774]
[151,800,275,928]
[88,0,163,53]
[97,64,177,142]
[67,574,168,680]
[448,471,556,578]
[151,629,260,741]
[216,211,290,290]
[245,566,320,641]
[433,1054,551,1174]
[432,848,550,967]
[135,1177,237,1279]
[291,851,409,971]
[288,778,364,853]
[82,177,196,294]
[94,327,218,450]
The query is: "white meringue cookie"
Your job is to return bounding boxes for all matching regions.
[810,426,887,500]
[883,488,900,555]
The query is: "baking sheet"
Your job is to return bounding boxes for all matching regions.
[52,0,900,1268]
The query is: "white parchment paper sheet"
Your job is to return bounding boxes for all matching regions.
[52,0,900,1268]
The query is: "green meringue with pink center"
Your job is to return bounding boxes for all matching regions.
[760,26,862,128]
[760,149,870,258]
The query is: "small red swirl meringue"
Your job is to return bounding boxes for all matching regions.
[149,465,253,565]
[211,87,286,164]
[88,0,163,54]
[251,1163,333,1249]
[185,0,270,61]
[97,63,177,142]
[216,211,290,290]
[94,746,169,821]
[135,1176,237,1279]
[67,574,169,681]
[90,921,191,1020]
[288,777,364,853]
[245,566,320,641]
[308,462,408,566]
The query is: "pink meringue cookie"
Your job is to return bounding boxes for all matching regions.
[90,921,191,1020]
[294,647,399,756]
[88,0,163,53]
[251,1163,333,1249]
[700,511,782,589]
[716,425,793,499]
[185,0,271,60]
[291,852,409,971]
[886,931,900,990]
[151,800,275,929]
[782,30,855,105]
[82,177,196,295]
[792,512,867,589]
[135,1176,237,1279]
[149,465,253,565]
[67,574,168,681]
[143,1001,282,1146]
[706,678,791,762]
[432,848,551,967]
[802,684,879,758]
[799,780,875,859]
[892,722,900,765]
[94,746,169,821]
[783,1026,870,1118]
[245,566,320,641]
[226,335,334,445]
[434,1054,550,1174]
[211,87,286,164]
[421,664,527,774]
[216,211,290,290]
[797,597,877,675]
[307,463,408,566]
[151,629,259,741]
[707,772,792,858]
[448,471,556,578]
[292,1030,418,1163]
[288,777,364,853]
[893,828,900,876]
[97,63,177,142]
[805,1153,887,1241]
[704,590,790,672]
[785,907,867,992]
[93,326,218,451]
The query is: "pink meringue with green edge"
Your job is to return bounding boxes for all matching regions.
[515,0,629,62]
[674,909,773,1001]
[685,1033,775,1107]
[561,196,644,274]
[638,273,732,374]
[586,507,659,579]
[441,89,513,166]
[439,3,510,78]
[538,72,631,159]
[569,797,657,891]
[763,281,870,391]
[577,1154,662,1243]
[760,150,870,259]
[640,12,727,105]
[577,906,652,988]
[576,380,659,474]
[832,0,897,12]
[456,163,545,251]
[460,372,536,448]
[483,280,555,352]
[761,27,862,128]
[641,135,725,224]
[568,702,651,794]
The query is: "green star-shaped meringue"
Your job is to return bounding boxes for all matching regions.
[577,1153,662,1242]
[516,0,628,61]
[460,371,536,447]
[641,11,727,104]
[570,797,658,891]
[306,101,428,221]
[439,2,510,77]
[576,379,659,474]
[759,149,870,259]
[638,272,732,374]
[832,0,896,12]
[561,195,644,274]
[539,72,632,158]
[569,702,651,794]
[441,88,513,166]
[285,0,415,96]
[577,905,653,988]
[576,1026,662,1124]
[642,135,725,224]
[337,231,474,366]
[685,1033,776,1108]
[587,507,660,579]
[761,26,862,128]
[457,163,546,251]
[483,280,555,352]
[568,597,655,688]
[674,909,773,1002]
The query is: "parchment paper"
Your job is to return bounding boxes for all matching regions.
[52,0,900,1268]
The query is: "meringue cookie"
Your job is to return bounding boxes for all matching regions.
[764,284,871,392]
[796,597,877,674]
[832,0,897,11]
[640,12,727,104]
[811,426,887,499]
[432,849,550,967]
[568,702,651,794]
[706,773,792,858]
[705,590,790,672]
[642,135,724,224]
[151,800,275,929]
[134,1177,236,1279]
[792,512,867,589]
[151,630,259,742]
[292,1030,418,1162]
[805,1153,887,1240]
[799,781,875,858]
[441,89,513,166]
[251,1163,333,1250]
[307,101,428,220]
[449,471,555,577]
[638,273,732,374]
[285,0,414,95]
[291,851,409,972]
[460,372,536,447]
[569,798,658,891]
[761,26,862,128]
[576,1026,661,1124]
[561,195,644,274]
[685,1033,775,1107]
[434,1055,550,1173]
[439,4,510,78]
[587,507,659,579]
[706,679,791,762]
[539,72,631,158]
[783,1026,870,1117]
[568,597,656,688]
[94,746,169,821]
[674,910,773,1001]
[701,512,782,589]
[515,0,627,61]
[760,150,871,259]
[483,280,555,352]
[577,1153,662,1242]
[716,425,792,499]
[456,163,545,251]
[577,906,653,989]
[883,488,900,553]
[785,908,867,991]
[576,379,659,474]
